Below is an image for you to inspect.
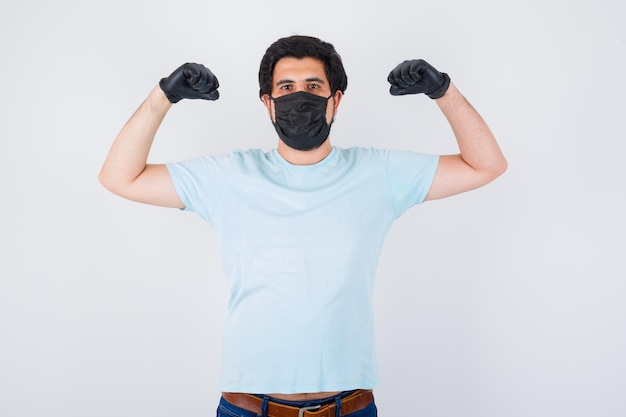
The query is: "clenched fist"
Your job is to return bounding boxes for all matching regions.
[387,59,450,99]
[159,63,220,103]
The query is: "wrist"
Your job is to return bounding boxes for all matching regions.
[149,85,174,110]
[434,81,459,103]
[428,73,451,99]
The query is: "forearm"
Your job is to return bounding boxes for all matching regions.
[436,82,507,176]
[99,86,172,191]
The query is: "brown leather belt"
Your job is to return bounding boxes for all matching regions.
[222,390,374,417]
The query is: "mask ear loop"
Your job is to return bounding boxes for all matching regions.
[328,92,338,125]
[267,95,276,123]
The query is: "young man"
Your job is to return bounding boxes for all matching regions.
[99,35,507,417]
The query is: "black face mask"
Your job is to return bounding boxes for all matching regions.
[270,91,333,151]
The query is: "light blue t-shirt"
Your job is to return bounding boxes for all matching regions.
[166,146,439,393]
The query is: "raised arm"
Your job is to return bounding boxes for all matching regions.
[387,59,507,201]
[98,63,220,208]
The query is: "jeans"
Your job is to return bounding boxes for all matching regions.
[216,391,378,417]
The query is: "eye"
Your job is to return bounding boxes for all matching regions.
[280,85,293,91]
[308,83,319,89]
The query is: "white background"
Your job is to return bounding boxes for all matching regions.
[1,0,624,416]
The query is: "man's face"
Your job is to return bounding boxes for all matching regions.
[262,56,342,126]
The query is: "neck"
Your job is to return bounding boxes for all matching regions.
[277,139,332,165]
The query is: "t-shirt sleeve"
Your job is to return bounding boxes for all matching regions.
[376,149,439,218]
[165,154,232,225]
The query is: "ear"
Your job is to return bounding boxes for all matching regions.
[332,90,343,115]
[262,94,272,113]
[261,94,275,121]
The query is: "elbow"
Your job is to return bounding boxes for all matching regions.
[97,169,109,190]
[97,168,113,192]
[485,155,508,184]
[494,155,508,178]
[474,155,508,187]
[98,168,125,196]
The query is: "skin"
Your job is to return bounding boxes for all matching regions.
[98,54,507,402]
[426,83,508,200]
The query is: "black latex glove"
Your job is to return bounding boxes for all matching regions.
[387,59,450,99]
[159,63,219,103]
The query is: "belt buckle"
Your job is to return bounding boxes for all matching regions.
[298,405,321,417]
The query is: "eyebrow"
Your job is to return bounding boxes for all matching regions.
[275,77,326,86]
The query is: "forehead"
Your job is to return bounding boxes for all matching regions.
[272,56,328,83]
